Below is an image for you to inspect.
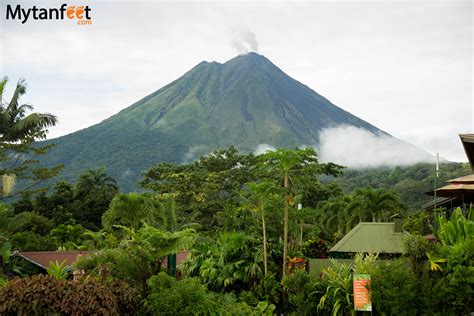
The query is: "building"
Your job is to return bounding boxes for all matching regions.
[426,134,474,213]
[329,216,405,258]
[12,251,91,272]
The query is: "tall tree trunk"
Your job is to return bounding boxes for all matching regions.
[283,171,289,276]
[261,204,268,276]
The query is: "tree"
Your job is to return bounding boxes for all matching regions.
[141,147,258,230]
[0,77,57,144]
[258,147,342,275]
[154,194,200,277]
[102,192,159,231]
[241,180,279,276]
[50,219,86,250]
[73,168,118,230]
[317,195,352,241]
[183,231,261,291]
[0,77,61,198]
[75,167,118,196]
[346,188,403,227]
[78,223,196,293]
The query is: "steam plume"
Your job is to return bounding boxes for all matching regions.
[231,31,259,54]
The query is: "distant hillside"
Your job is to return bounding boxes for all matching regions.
[323,162,471,210]
[40,53,418,190]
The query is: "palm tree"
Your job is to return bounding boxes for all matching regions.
[155,194,200,277]
[0,77,57,197]
[75,167,118,196]
[115,223,196,292]
[258,147,342,275]
[346,188,402,227]
[317,195,352,241]
[187,231,260,290]
[0,77,57,144]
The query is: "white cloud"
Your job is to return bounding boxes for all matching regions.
[254,144,276,155]
[318,125,435,168]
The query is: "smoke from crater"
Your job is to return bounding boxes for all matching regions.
[231,31,259,54]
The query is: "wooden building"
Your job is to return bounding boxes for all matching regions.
[426,134,474,212]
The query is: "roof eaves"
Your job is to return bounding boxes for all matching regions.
[12,251,47,269]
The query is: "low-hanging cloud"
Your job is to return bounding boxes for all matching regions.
[318,125,435,168]
[231,31,259,55]
[183,145,210,163]
[254,143,275,155]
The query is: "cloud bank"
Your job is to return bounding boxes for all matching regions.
[318,125,435,168]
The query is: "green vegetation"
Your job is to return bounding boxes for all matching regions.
[45,259,69,280]
[0,80,472,314]
[0,76,62,198]
[330,162,470,210]
[2,144,472,314]
[0,275,141,315]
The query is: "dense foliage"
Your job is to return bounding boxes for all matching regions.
[0,85,471,314]
[0,275,140,315]
[0,77,62,198]
[329,162,470,210]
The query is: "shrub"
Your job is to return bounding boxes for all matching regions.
[282,270,319,315]
[212,292,256,315]
[0,274,140,315]
[403,234,433,275]
[251,272,281,306]
[370,259,420,315]
[303,238,329,258]
[316,259,354,316]
[144,272,217,315]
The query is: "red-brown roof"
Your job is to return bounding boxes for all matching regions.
[13,251,91,269]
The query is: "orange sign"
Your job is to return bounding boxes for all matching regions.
[353,274,372,311]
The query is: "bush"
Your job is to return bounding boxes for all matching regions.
[426,268,474,315]
[282,270,319,315]
[303,238,329,258]
[251,272,281,306]
[316,259,353,315]
[144,272,217,315]
[370,259,420,315]
[0,274,140,315]
[143,272,275,315]
[212,292,256,315]
[403,234,433,275]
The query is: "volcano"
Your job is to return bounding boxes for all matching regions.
[42,53,389,190]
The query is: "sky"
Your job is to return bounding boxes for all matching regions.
[0,0,472,162]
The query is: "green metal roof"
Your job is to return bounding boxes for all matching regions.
[330,222,406,254]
